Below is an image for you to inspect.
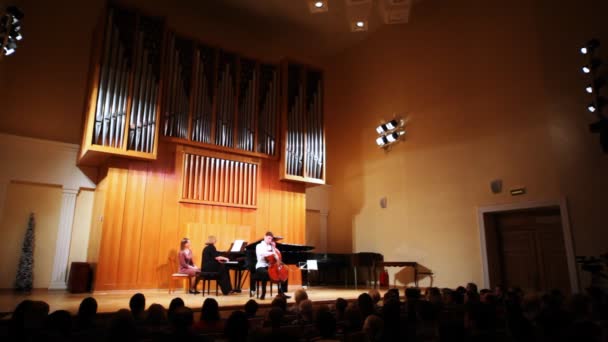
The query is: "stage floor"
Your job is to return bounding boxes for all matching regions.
[0,286,370,317]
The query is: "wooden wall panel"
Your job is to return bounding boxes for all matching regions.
[93,142,306,290]
[136,160,165,288]
[95,161,129,288]
[117,162,148,288]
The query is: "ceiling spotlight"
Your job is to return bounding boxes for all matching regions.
[307,0,328,13]
[581,39,600,55]
[350,20,368,32]
[582,59,601,74]
[586,85,593,94]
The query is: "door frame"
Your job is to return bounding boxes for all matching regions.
[477,198,579,293]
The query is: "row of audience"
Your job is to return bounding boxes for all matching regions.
[3,283,608,341]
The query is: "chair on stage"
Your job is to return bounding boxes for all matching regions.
[199,271,220,296]
[250,268,280,298]
[169,273,190,294]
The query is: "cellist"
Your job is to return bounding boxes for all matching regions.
[255,231,290,300]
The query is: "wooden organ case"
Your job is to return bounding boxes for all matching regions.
[80,4,322,290]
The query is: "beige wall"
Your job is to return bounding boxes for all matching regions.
[0,182,62,289]
[68,189,95,267]
[325,0,608,288]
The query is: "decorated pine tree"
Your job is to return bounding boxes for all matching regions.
[15,213,35,292]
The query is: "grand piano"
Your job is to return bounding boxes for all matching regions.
[222,239,383,290]
[222,238,315,291]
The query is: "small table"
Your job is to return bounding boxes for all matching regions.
[374,261,420,288]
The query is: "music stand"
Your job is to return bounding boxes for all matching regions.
[298,260,318,289]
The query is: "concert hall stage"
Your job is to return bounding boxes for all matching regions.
[0,286,369,317]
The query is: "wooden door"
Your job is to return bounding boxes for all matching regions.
[489,207,570,293]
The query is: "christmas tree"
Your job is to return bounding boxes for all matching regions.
[15,213,35,292]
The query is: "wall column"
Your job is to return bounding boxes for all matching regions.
[48,188,78,290]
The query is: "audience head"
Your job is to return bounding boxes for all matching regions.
[316,309,337,338]
[77,296,98,326]
[271,296,287,311]
[224,310,248,342]
[170,306,194,333]
[335,297,348,315]
[344,303,363,332]
[46,310,73,337]
[145,303,166,325]
[357,292,375,319]
[201,297,220,321]
[109,308,136,340]
[267,307,284,328]
[168,297,185,321]
[294,288,309,305]
[129,292,146,317]
[299,299,313,320]
[368,289,381,304]
[466,282,478,294]
[244,299,259,317]
[405,287,421,301]
[363,314,384,341]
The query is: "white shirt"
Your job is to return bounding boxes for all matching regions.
[256,240,277,269]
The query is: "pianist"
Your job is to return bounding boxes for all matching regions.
[202,235,234,295]
[255,231,290,299]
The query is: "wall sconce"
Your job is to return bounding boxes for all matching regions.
[375,118,406,149]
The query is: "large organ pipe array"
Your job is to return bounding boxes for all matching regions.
[127,16,163,153]
[80,5,325,185]
[162,33,192,140]
[191,44,216,144]
[280,62,325,184]
[257,64,279,156]
[81,6,164,164]
[214,51,237,148]
[93,9,133,149]
[237,58,257,152]
[305,71,324,180]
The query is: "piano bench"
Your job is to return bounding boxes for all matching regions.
[200,272,220,296]
[169,273,191,294]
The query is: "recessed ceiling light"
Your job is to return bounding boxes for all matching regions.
[308,0,328,13]
[356,21,365,28]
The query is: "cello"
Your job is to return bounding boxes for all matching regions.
[266,242,289,282]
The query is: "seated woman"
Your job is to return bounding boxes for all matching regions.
[178,237,200,294]
[201,236,234,295]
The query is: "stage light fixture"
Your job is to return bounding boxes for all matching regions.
[581,39,600,55]
[376,130,405,148]
[1,5,24,58]
[375,119,400,134]
[582,59,601,74]
[588,97,606,113]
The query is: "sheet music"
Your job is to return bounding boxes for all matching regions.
[230,239,245,252]
[307,260,318,270]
